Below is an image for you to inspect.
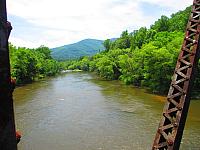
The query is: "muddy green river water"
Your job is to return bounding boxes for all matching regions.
[14,73,200,150]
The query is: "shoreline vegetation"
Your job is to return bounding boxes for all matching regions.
[60,6,200,98]
[10,5,200,98]
[10,45,62,85]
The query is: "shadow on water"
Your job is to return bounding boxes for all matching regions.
[14,72,200,150]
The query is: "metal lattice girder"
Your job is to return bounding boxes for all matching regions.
[152,0,200,149]
[0,0,17,149]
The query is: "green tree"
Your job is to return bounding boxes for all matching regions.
[131,27,148,49]
[10,44,62,84]
[35,45,52,59]
[11,48,38,83]
[151,15,170,32]
[103,39,111,52]
[168,6,191,32]
[111,30,131,49]
[96,56,115,80]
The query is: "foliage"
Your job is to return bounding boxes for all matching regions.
[151,15,170,32]
[168,6,191,32]
[9,44,62,84]
[103,39,111,52]
[111,30,132,50]
[61,5,200,96]
[35,45,52,59]
[151,6,191,32]
[131,27,155,49]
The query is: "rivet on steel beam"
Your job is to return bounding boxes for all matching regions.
[188,63,193,67]
[153,146,157,150]
[173,122,178,127]
[185,76,190,80]
[153,146,158,150]
[167,139,174,146]
[193,39,197,43]
[176,105,182,111]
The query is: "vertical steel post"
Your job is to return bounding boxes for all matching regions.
[152,0,200,149]
[0,0,17,149]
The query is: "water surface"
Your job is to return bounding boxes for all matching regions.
[14,73,200,150]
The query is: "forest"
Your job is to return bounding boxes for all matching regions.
[62,6,200,96]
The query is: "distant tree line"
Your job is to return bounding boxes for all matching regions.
[62,6,200,96]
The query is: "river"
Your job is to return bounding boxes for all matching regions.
[13,72,200,150]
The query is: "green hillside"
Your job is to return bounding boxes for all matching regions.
[51,39,105,60]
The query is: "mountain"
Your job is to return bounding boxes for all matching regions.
[110,38,118,42]
[51,39,105,60]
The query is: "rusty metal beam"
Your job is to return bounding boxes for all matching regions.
[152,0,200,149]
[0,0,17,149]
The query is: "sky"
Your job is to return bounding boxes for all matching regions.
[7,0,193,48]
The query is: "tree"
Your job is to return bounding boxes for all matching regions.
[168,6,191,32]
[11,48,38,83]
[103,39,111,52]
[96,56,115,80]
[10,44,61,84]
[131,27,147,49]
[151,15,170,32]
[111,30,131,49]
[35,45,52,59]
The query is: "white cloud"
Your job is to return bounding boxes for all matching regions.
[9,37,40,48]
[140,0,192,10]
[7,0,193,48]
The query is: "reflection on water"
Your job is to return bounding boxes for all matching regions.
[14,73,200,150]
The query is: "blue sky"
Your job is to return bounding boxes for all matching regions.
[7,0,192,48]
